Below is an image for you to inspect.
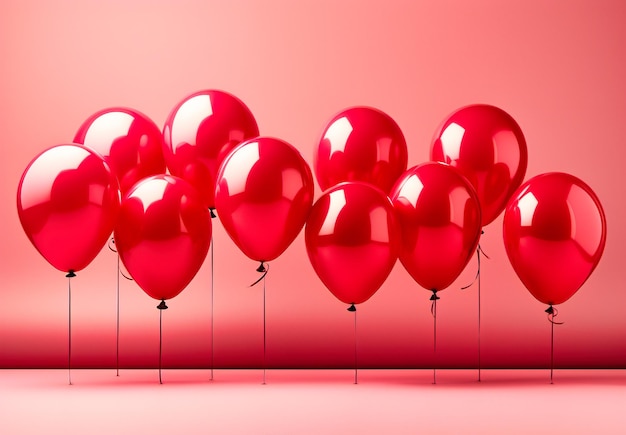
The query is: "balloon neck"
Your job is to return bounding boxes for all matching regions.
[256,262,267,273]
[66,270,76,278]
[430,290,440,301]
[157,300,168,310]
[210,208,217,219]
[545,305,555,315]
[481,229,485,235]
[347,303,356,312]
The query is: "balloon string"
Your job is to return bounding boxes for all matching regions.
[116,253,120,377]
[109,237,133,281]
[430,290,439,384]
[157,299,168,384]
[347,304,358,384]
[545,305,563,384]
[210,236,214,381]
[250,262,269,287]
[262,272,266,385]
[66,270,75,385]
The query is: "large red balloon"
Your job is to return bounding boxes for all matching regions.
[305,182,400,305]
[163,90,260,209]
[215,137,314,262]
[503,172,606,306]
[114,175,212,301]
[390,162,482,292]
[17,144,120,273]
[314,106,408,194]
[430,104,527,226]
[74,107,166,195]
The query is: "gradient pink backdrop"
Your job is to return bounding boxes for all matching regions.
[1,0,624,369]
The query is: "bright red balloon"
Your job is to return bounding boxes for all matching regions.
[314,106,408,194]
[17,144,120,273]
[163,90,260,209]
[74,107,166,195]
[215,137,314,262]
[503,172,606,306]
[114,175,212,301]
[305,182,400,305]
[430,104,527,226]
[390,162,482,292]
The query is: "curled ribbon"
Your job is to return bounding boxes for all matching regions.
[545,305,564,325]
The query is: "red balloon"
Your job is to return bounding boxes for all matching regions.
[305,182,400,305]
[430,104,527,226]
[74,107,166,195]
[215,137,314,262]
[114,175,211,301]
[314,106,408,194]
[17,144,120,273]
[163,90,260,209]
[503,172,606,306]
[390,162,482,292]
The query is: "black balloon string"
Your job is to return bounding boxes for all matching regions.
[250,262,269,384]
[430,290,440,384]
[66,270,75,385]
[157,299,168,384]
[461,233,489,382]
[347,303,358,384]
[210,235,214,381]
[545,305,564,384]
[108,237,133,378]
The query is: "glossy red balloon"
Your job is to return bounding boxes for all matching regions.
[74,107,166,195]
[430,104,527,226]
[114,175,211,301]
[390,162,482,292]
[503,172,606,306]
[215,137,314,262]
[163,90,260,209]
[314,106,408,194]
[305,182,400,305]
[17,144,120,273]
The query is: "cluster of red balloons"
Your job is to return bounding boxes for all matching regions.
[17,90,607,312]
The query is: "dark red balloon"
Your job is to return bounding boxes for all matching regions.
[503,172,606,306]
[114,175,212,301]
[17,144,120,273]
[74,107,166,195]
[215,137,314,262]
[430,104,527,226]
[314,106,408,194]
[305,182,400,305]
[163,90,260,209]
[390,162,482,292]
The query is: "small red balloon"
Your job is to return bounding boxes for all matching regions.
[114,175,212,301]
[215,137,314,262]
[17,144,120,273]
[74,107,166,195]
[390,162,482,292]
[314,106,408,194]
[503,172,606,306]
[163,90,259,209]
[305,182,400,305]
[430,104,527,226]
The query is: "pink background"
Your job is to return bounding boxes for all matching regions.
[1,0,624,369]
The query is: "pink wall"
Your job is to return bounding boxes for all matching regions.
[1,0,625,368]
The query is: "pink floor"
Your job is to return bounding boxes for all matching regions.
[1,369,625,434]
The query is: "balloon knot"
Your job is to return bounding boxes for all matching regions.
[250,262,269,287]
[545,305,564,325]
[210,208,217,219]
[430,290,440,301]
[66,270,76,278]
[157,300,168,310]
[108,237,117,253]
[347,304,356,312]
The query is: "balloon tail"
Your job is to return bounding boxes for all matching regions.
[430,290,439,384]
[66,270,75,385]
[210,236,214,381]
[250,262,269,287]
[210,208,217,219]
[347,304,358,384]
[157,300,168,384]
[545,305,563,384]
